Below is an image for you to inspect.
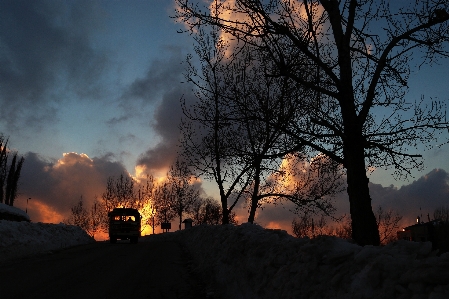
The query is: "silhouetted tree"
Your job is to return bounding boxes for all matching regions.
[89,199,106,238]
[0,135,25,206]
[292,213,352,239]
[292,213,330,238]
[375,205,402,245]
[152,181,177,227]
[181,26,343,225]
[5,153,24,206]
[191,197,238,225]
[65,197,105,238]
[137,175,157,234]
[434,206,449,223]
[176,0,449,245]
[167,159,200,230]
[101,173,139,211]
[333,216,352,240]
[180,28,254,224]
[65,197,90,233]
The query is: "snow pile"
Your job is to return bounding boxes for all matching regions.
[0,203,30,221]
[167,223,449,299]
[2,216,449,298]
[0,220,95,262]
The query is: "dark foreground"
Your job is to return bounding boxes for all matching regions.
[0,237,209,299]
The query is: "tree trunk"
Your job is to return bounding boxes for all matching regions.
[247,196,258,224]
[248,160,262,223]
[221,201,229,225]
[220,188,229,224]
[344,139,380,246]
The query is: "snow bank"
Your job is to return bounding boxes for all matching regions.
[0,202,30,221]
[162,223,449,299]
[0,220,95,262]
[2,217,449,298]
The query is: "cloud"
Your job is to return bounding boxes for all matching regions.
[116,47,197,175]
[0,0,108,131]
[111,47,188,125]
[15,152,128,223]
[244,168,449,234]
[121,47,186,103]
[370,168,449,224]
[135,85,196,175]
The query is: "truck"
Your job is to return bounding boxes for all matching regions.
[108,208,141,243]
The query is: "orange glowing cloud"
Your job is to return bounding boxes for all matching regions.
[208,0,326,51]
[18,152,129,223]
[25,199,64,224]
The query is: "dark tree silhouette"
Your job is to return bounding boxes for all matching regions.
[0,135,25,206]
[181,26,343,225]
[175,0,449,245]
[152,181,178,227]
[180,28,255,224]
[5,153,25,206]
[191,197,238,225]
[292,213,329,238]
[64,197,105,238]
[434,206,449,223]
[101,174,139,211]
[64,197,90,233]
[167,159,200,230]
[375,205,402,245]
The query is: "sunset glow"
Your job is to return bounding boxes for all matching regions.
[1,1,448,245]
[28,200,64,224]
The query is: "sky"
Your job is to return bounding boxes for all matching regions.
[1,0,449,236]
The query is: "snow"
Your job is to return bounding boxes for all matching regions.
[1,211,449,298]
[153,223,449,299]
[0,220,94,262]
[0,202,30,221]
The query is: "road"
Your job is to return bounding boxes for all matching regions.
[0,236,211,299]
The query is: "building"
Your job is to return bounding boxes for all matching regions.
[398,216,449,253]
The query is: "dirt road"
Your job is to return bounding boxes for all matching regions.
[0,236,210,299]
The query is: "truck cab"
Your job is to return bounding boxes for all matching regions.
[108,208,141,243]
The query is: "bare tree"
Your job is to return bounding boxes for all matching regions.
[101,173,139,212]
[5,153,25,206]
[88,199,107,239]
[65,197,90,234]
[434,206,449,223]
[180,27,256,224]
[0,135,25,207]
[65,197,106,238]
[137,175,157,234]
[292,213,330,238]
[292,213,352,239]
[333,216,353,240]
[375,205,403,245]
[181,25,343,225]
[191,197,238,225]
[153,181,177,228]
[175,0,449,245]
[166,159,200,230]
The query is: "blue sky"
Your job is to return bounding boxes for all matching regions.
[1,0,449,232]
[1,0,193,173]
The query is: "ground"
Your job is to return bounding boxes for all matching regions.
[1,214,449,298]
